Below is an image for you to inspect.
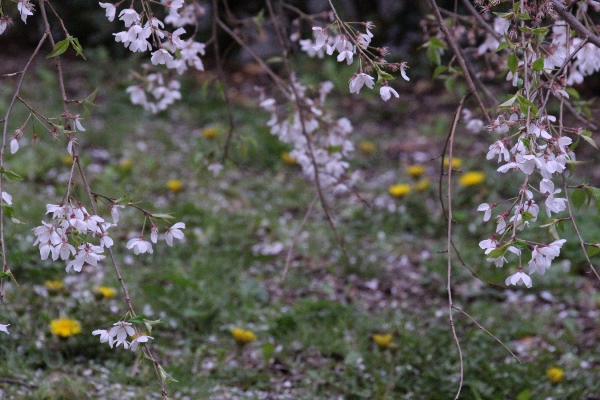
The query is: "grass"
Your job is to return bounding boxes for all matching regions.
[0,52,599,399]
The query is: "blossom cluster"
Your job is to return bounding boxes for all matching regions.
[472,12,589,288]
[99,1,206,112]
[297,20,409,101]
[93,321,152,351]
[258,78,359,193]
[32,202,186,272]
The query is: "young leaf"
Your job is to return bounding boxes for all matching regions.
[46,38,70,59]
[571,188,587,210]
[508,53,518,74]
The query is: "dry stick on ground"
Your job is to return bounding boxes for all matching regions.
[444,94,468,400]
[427,0,491,123]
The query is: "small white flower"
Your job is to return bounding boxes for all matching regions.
[150,225,158,244]
[380,86,399,102]
[108,321,135,347]
[151,48,173,65]
[129,335,153,351]
[17,0,34,24]
[505,271,532,288]
[118,8,139,27]
[336,49,354,65]
[399,62,410,81]
[2,191,12,205]
[165,222,185,246]
[99,2,116,22]
[92,329,113,347]
[0,324,9,334]
[10,138,19,154]
[126,236,153,255]
[349,73,375,94]
[477,203,493,222]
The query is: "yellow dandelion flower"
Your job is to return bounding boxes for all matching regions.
[95,286,116,299]
[546,367,564,383]
[280,152,297,165]
[50,318,82,338]
[406,164,425,178]
[44,280,64,292]
[61,155,74,166]
[119,158,133,171]
[166,179,183,193]
[373,333,397,349]
[459,171,485,187]
[231,327,257,345]
[443,158,462,169]
[414,178,430,191]
[358,140,376,154]
[202,127,219,139]
[389,184,411,198]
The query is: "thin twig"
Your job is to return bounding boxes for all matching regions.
[281,194,318,282]
[445,93,468,400]
[552,0,600,48]
[211,0,237,163]
[452,304,521,363]
[427,0,491,123]
[562,176,600,281]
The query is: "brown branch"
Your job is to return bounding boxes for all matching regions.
[444,93,469,400]
[427,0,491,123]
[281,194,318,282]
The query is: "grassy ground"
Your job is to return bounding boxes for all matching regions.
[0,52,599,399]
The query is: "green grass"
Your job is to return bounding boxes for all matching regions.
[0,53,599,399]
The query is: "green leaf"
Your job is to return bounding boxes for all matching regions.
[585,186,600,213]
[565,87,580,99]
[0,270,11,279]
[532,57,545,71]
[495,41,509,52]
[158,365,179,383]
[432,65,447,79]
[377,70,394,83]
[516,95,539,115]
[68,36,86,60]
[46,38,70,59]
[571,188,587,210]
[0,168,24,181]
[152,213,174,219]
[579,130,598,149]
[1,204,14,218]
[499,94,517,108]
[508,53,518,74]
[487,245,507,259]
[587,244,600,257]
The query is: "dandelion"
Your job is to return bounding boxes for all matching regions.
[60,155,74,166]
[231,327,257,345]
[119,158,133,171]
[443,157,462,169]
[358,140,376,154]
[388,184,411,198]
[202,126,219,139]
[546,367,564,383]
[373,333,397,349]
[406,164,425,178]
[44,280,64,292]
[95,286,116,299]
[166,179,183,193]
[50,318,82,338]
[459,171,485,187]
[280,152,297,165]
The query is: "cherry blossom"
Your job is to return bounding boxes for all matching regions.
[165,222,185,246]
[127,236,153,255]
[0,324,9,334]
[349,73,374,94]
[130,335,153,351]
[505,271,533,288]
[99,2,116,22]
[380,85,399,102]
